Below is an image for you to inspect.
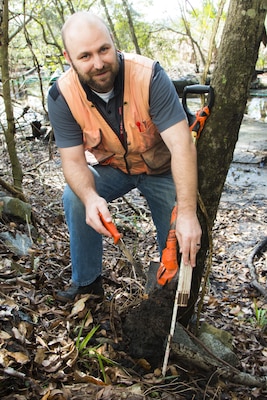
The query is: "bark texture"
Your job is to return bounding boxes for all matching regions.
[180,0,267,326]
[0,0,24,191]
[198,0,267,222]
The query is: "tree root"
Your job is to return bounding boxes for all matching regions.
[0,177,26,202]
[247,236,267,298]
[171,340,267,389]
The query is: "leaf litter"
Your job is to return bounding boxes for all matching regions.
[0,120,266,399]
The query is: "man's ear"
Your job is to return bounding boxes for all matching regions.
[63,50,71,64]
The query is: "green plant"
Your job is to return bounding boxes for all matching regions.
[253,301,267,329]
[75,322,100,354]
[75,315,117,383]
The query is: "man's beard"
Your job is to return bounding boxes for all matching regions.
[72,61,119,93]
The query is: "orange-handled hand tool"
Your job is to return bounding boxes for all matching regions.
[99,212,121,244]
[99,213,144,278]
[156,205,193,306]
[156,204,179,285]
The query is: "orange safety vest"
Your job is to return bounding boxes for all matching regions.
[58,53,171,175]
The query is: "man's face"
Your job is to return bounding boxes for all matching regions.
[64,23,119,93]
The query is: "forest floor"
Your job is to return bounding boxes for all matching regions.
[0,113,266,400]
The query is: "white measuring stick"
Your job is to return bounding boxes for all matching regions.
[162,256,192,376]
[162,273,180,377]
[177,257,193,306]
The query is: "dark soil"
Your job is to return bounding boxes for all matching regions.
[122,284,176,366]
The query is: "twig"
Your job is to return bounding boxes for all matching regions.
[122,195,149,220]
[26,157,50,172]
[0,274,37,284]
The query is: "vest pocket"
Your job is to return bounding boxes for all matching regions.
[93,150,115,165]
[141,140,171,173]
[84,129,115,165]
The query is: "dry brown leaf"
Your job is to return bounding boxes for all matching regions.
[229,305,241,315]
[105,366,133,385]
[8,350,29,364]
[74,369,106,385]
[48,337,69,347]
[41,388,68,400]
[153,368,162,377]
[61,342,79,367]
[0,348,11,367]
[69,295,91,318]
[42,354,62,372]
[96,386,112,399]
[128,383,143,395]
[143,373,165,384]
[40,390,51,400]
[169,365,179,376]
[36,334,49,349]
[12,326,26,344]
[84,309,93,327]
[136,358,151,371]
[34,347,46,364]
[0,330,11,340]
[43,361,63,373]
[0,298,18,309]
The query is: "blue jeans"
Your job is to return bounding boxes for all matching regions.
[63,165,176,286]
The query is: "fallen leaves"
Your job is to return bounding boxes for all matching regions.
[0,135,267,399]
[69,295,93,318]
[0,347,30,368]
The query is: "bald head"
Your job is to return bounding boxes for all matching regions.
[61,12,119,93]
[62,12,111,52]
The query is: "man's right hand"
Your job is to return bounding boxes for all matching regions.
[85,194,113,238]
[59,145,113,239]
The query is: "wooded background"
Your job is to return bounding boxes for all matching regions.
[0,1,266,398]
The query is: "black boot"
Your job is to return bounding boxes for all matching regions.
[55,276,104,302]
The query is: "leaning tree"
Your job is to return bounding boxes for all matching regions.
[185,0,267,326]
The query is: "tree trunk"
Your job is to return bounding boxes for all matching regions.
[23,4,48,116]
[121,0,141,54]
[101,0,121,50]
[180,0,267,325]
[201,0,227,84]
[122,1,267,357]
[199,0,266,220]
[0,0,24,192]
